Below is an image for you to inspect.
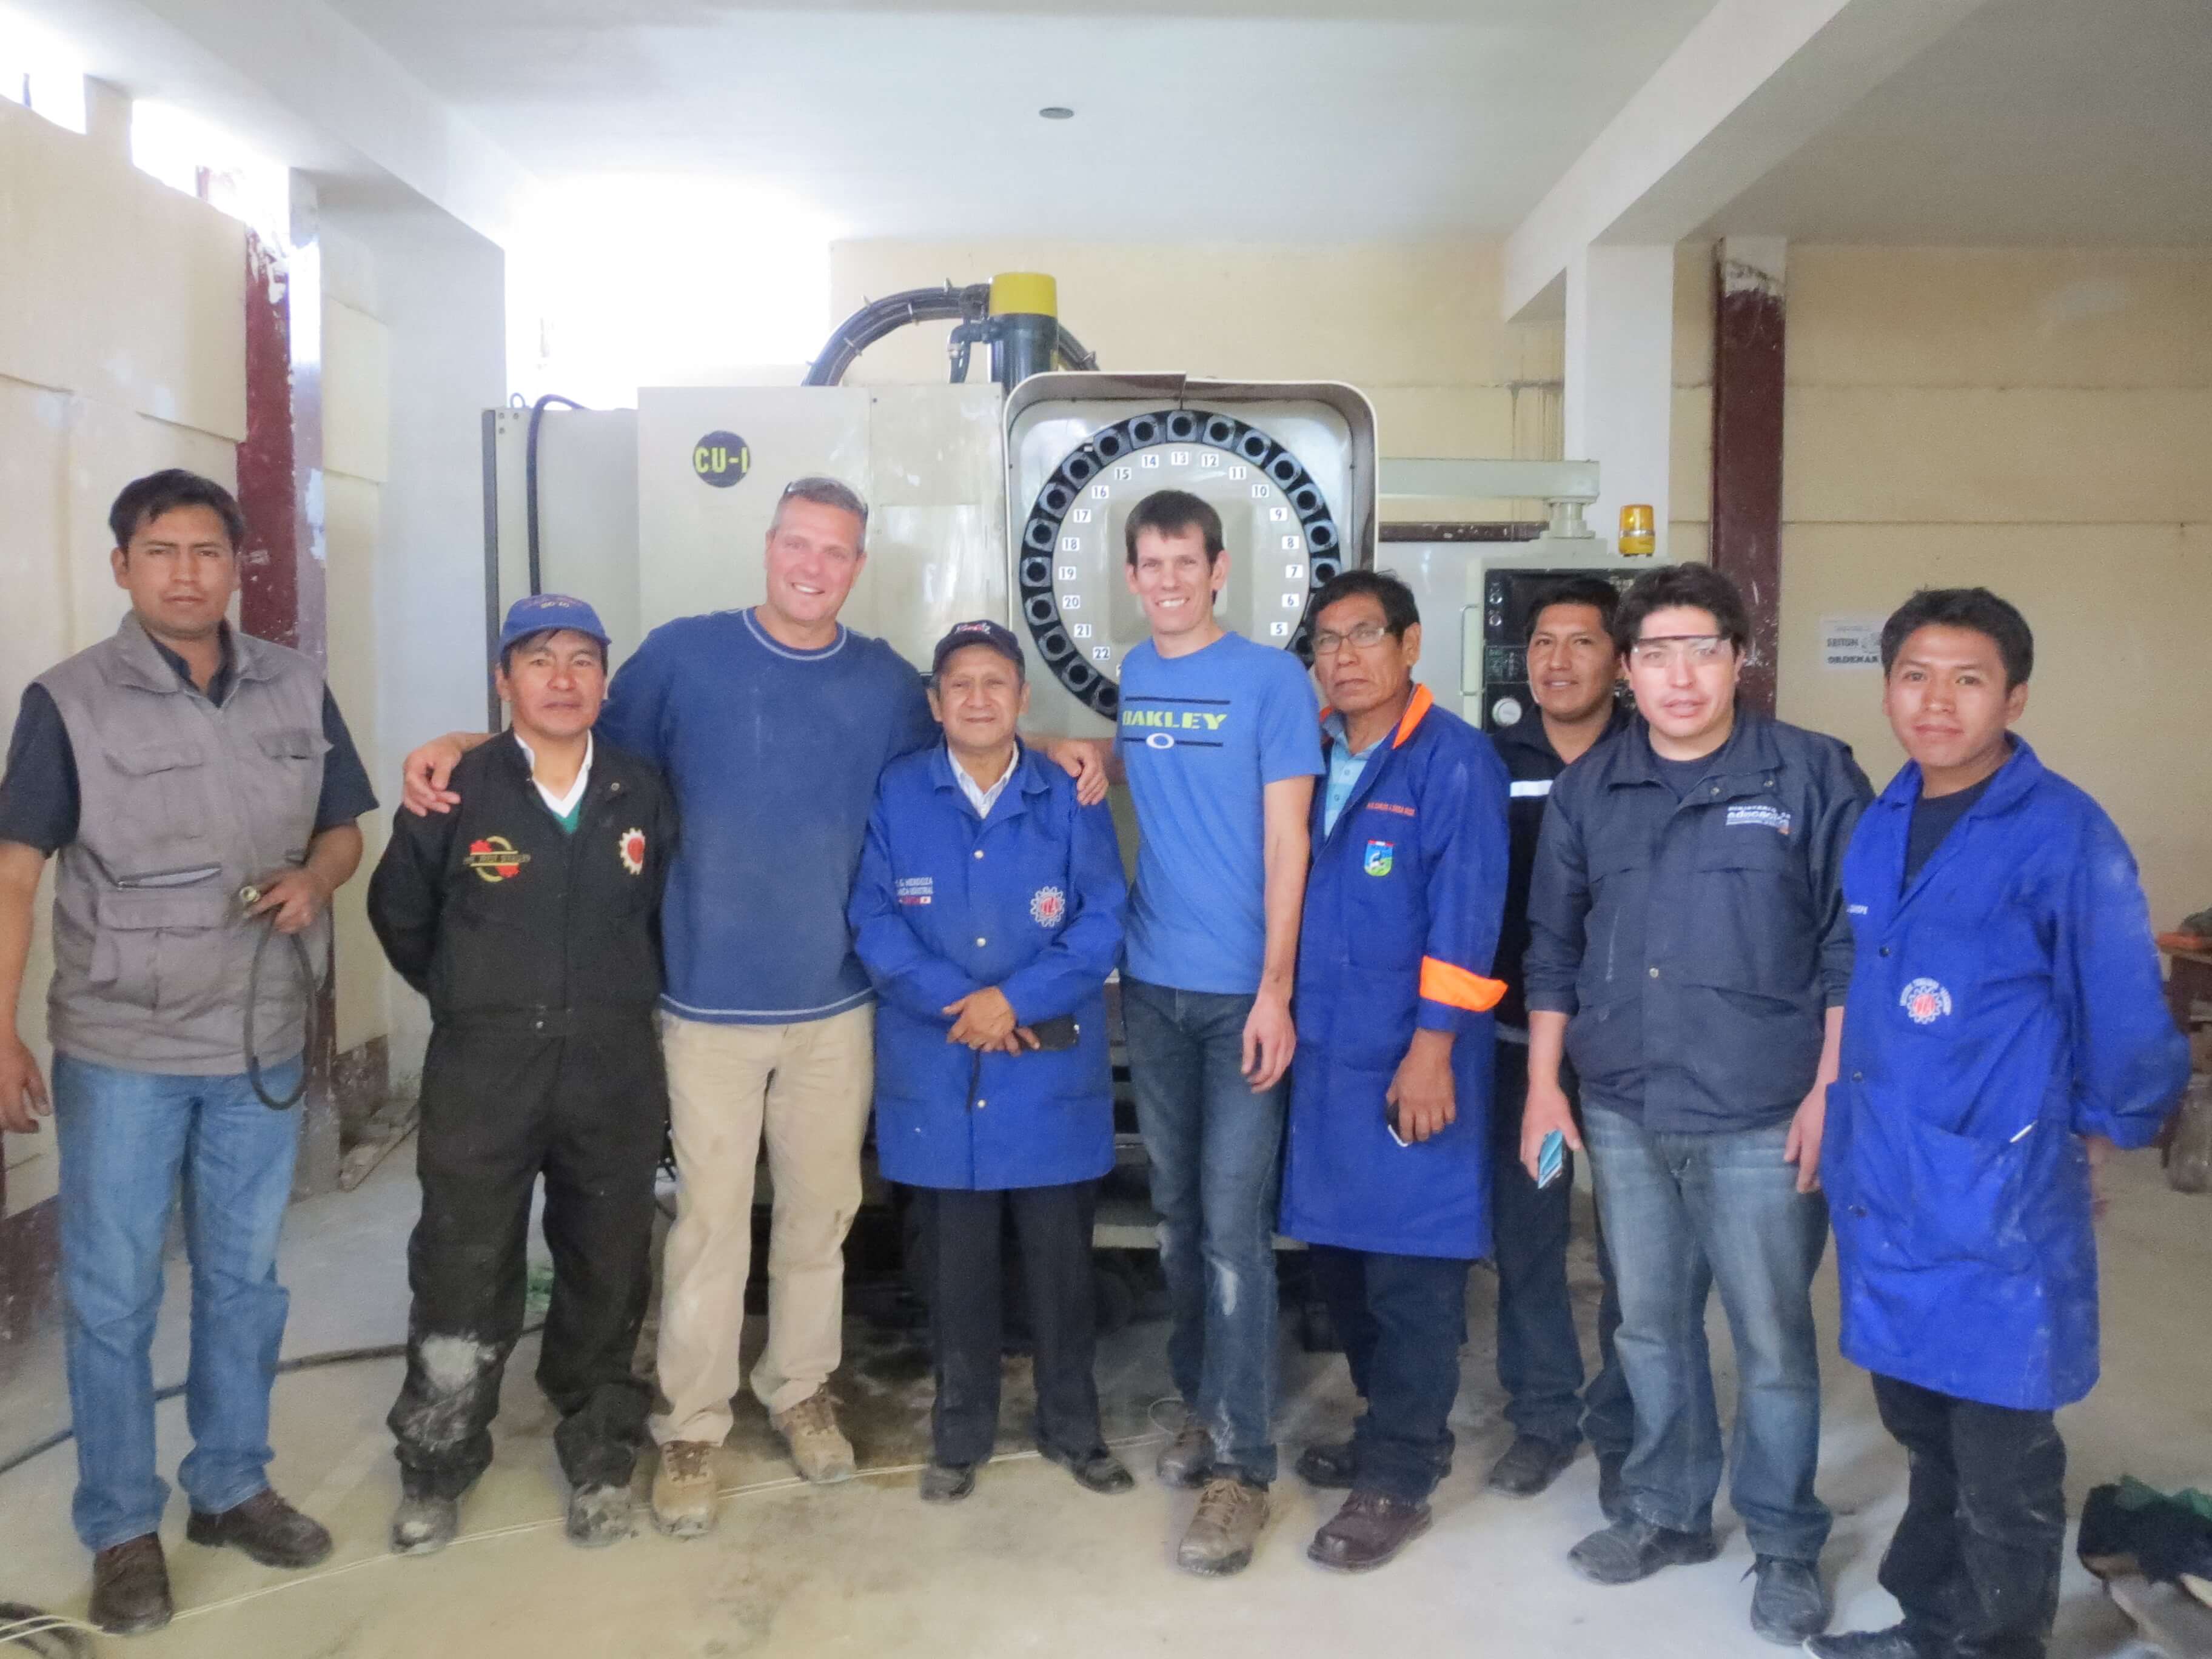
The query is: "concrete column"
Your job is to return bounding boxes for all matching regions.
[1563,243,1675,560]
[1710,235,1788,714]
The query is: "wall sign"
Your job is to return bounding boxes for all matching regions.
[1819,614,1884,670]
[692,430,751,489]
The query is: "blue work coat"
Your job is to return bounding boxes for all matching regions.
[1826,741,2189,1410]
[1281,688,1513,1259]
[849,743,1126,1191]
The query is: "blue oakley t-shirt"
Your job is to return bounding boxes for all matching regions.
[1118,632,1323,995]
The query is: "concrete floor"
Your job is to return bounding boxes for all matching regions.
[1,1141,2206,1657]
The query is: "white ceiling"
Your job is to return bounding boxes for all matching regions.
[315,0,1719,241]
[1706,0,2212,246]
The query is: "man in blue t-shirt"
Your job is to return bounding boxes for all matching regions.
[399,478,1101,1537]
[1104,489,1322,1577]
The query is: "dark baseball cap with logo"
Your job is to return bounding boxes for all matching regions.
[931,618,1026,679]
[497,593,612,658]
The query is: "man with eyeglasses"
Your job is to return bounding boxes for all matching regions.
[1521,563,1871,1646]
[1278,570,1509,1573]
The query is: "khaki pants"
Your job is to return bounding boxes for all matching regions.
[650,1005,874,1443]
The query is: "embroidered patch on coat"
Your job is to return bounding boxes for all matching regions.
[1900,977,1953,1025]
[896,876,933,907]
[465,836,529,882]
[1030,885,1066,927]
[1363,840,1394,877]
[618,828,646,876]
[1725,803,1792,834]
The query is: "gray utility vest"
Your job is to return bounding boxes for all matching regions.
[38,614,332,1076]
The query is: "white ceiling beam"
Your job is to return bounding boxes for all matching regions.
[1502,0,1999,318]
[7,0,539,247]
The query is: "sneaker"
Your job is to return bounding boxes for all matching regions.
[920,1462,976,1504]
[89,1534,172,1636]
[390,1490,462,1557]
[651,1440,721,1538]
[1156,1421,1214,1489]
[1804,1627,1931,1659]
[1597,1450,1627,1523]
[1296,1440,1356,1490]
[1486,1434,1578,1497]
[771,1389,857,1484]
[185,1488,334,1569]
[1177,1477,1270,1577]
[1566,1515,1720,1585]
[1042,1444,1134,1495]
[1749,1555,1831,1645]
[565,1483,635,1549]
[1307,1490,1433,1573]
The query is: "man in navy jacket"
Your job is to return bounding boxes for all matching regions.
[1279,571,1510,1572]
[849,621,1132,1505]
[1523,563,1872,1646]
[1809,589,2188,1659]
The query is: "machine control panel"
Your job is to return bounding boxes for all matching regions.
[1478,565,1639,733]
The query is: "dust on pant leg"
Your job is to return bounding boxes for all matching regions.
[388,1329,511,1500]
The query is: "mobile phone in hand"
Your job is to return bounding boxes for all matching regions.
[1026,1015,1080,1052]
[1537,1128,1566,1188]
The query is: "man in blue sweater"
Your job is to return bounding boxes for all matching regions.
[400,479,1101,1537]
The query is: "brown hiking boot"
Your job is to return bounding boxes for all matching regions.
[1307,1490,1434,1572]
[770,1389,856,1484]
[651,1440,721,1538]
[185,1488,333,1569]
[90,1533,172,1635]
[1177,1476,1269,1577]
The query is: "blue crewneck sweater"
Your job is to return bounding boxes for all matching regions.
[597,607,935,1024]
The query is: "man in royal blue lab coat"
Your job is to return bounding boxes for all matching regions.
[1278,571,1511,1572]
[1809,589,2189,1659]
[849,620,1134,1506]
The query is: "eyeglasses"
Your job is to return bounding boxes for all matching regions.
[1312,621,1392,656]
[1627,634,1729,669]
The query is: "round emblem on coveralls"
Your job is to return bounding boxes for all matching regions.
[1899,977,1952,1025]
[465,836,529,883]
[1030,886,1066,928]
[618,828,646,877]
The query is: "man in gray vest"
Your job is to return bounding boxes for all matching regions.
[0,471,378,1636]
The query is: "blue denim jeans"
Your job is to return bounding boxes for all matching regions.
[53,1052,303,1552]
[1490,1041,1632,1456]
[1581,1105,1831,1561]
[1306,1244,1470,1504]
[1121,978,1287,1486]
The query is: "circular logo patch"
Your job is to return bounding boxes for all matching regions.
[465,836,529,883]
[1030,885,1066,927]
[1900,977,1952,1025]
[692,431,751,489]
[618,827,647,876]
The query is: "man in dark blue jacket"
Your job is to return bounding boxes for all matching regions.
[849,621,1133,1506]
[1523,563,1871,1646]
[1279,571,1510,1573]
[1809,590,2188,1659]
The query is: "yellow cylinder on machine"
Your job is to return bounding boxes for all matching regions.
[989,272,1059,318]
[1618,503,1656,557]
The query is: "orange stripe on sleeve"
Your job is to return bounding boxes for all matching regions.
[1419,956,1507,1013]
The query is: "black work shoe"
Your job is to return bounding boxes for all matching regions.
[1296,1440,1356,1490]
[1749,1555,1831,1644]
[186,1488,333,1569]
[89,1534,172,1636]
[1597,1450,1627,1524]
[1486,1433,1578,1497]
[390,1491,461,1557]
[1043,1444,1134,1495]
[1567,1515,1720,1585]
[564,1483,635,1549]
[1307,1490,1433,1573]
[1804,1626,1932,1659]
[1156,1421,1214,1489]
[919,1462,976,1504]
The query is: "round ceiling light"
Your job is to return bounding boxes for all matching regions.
[1039,106,1074,120]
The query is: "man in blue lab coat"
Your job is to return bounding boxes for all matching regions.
[1809,588,2190,1659]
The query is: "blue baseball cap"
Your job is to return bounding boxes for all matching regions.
[498,594,611,658]
[931,618,1025,679]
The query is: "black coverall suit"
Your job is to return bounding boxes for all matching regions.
[367,734,674,1500]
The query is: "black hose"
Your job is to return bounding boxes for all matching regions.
[0,1324,546,1484]
[804,284,991,387]
[243,915,318,1110]
[523,394,585,597]
[1053,324,1099,372]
